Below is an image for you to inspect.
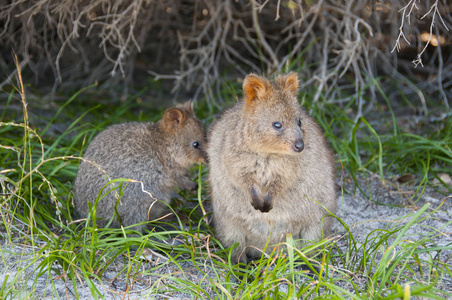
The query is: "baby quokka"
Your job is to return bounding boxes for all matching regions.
[74,101,207,231]
[207,73,336,264]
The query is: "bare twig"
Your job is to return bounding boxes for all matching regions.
[0,0,450,112]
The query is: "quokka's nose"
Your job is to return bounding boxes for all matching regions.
[293,140,304,152]
[200,152,209,164]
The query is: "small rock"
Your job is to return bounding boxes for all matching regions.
[140,248,169,265]
[432,173,452,186]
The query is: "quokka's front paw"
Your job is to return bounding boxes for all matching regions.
[187,181,198,191]
[251,199,263,211]
[179,179,198,191]
[249,186,273,213]
[189,182,199,191]
[250,186,264,211]
[261,193,273,213]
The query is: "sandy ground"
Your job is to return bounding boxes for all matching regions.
[1,172,451,299]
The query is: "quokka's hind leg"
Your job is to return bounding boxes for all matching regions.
[231,243,248,265]
[297,223,334,276]
[224,232,248,265]
[215,219,248,265]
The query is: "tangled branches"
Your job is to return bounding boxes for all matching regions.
[0,0,450,111]
[1,0,171,91]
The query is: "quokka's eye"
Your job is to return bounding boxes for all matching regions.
[272,122,282,130]
[298,119,302,127]
[192,141,200,149]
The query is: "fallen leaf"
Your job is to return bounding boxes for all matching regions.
[396,174,415,184]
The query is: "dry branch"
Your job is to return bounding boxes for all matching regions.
[0,0,450,110]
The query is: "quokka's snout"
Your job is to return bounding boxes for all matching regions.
[293,139,304,152]
[286,126,305,153]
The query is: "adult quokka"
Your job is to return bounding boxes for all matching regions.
[74,101,207,231]
[207,73,336,264]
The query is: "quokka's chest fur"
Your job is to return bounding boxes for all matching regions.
[242,154,300,192]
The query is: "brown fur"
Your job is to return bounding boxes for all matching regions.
[207,73,336,264]
[74,101,207,231]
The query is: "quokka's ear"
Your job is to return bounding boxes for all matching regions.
[164,107,187,131]
[277,72,299,95]
[243,74,269,108]
[182,100,194,115]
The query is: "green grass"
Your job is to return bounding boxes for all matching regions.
[0,67,451,299]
